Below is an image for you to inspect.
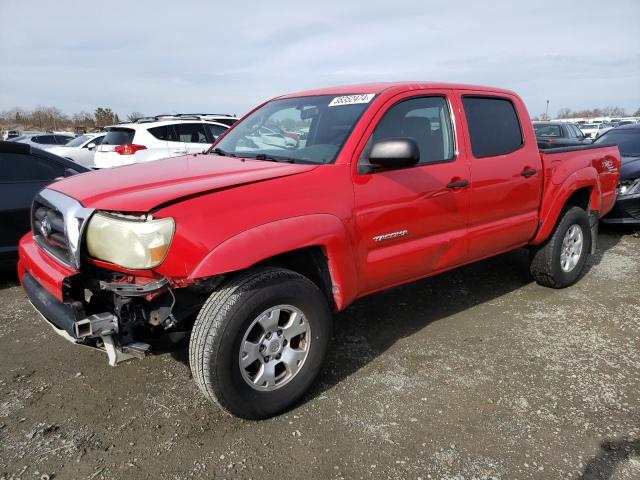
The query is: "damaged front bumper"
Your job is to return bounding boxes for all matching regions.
[22,271,152,366]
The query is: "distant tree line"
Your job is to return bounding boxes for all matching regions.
[531,106,640,121]
[0,106,145,132]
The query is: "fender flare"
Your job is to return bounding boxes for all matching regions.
[531,167,601,245]
[188,214,358,310]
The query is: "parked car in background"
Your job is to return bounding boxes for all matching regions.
[616,120,637,127]
[533,121,591,148]
[2,130,20,140]
[0,141,89,269]
[17,82,619,420]
[48,132,106,167]
[94,116,230,168]
[185,113,239,127]
[580,123,612,139]
[11,133,75,150]
[596,124,640,224]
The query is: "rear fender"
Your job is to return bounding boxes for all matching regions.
[531,167,600,245]
[189,214,358,310]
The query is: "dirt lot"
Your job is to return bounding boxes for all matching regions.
[1,226,639,480]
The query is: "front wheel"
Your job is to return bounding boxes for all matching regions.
[189,267,332,419]
[529,206,592,288]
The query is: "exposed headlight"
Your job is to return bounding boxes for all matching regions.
[86,212,175,269]
[617,178,640,196]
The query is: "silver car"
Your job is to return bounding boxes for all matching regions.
[48,132,106,167]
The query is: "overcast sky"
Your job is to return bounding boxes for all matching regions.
[0,0,638,118]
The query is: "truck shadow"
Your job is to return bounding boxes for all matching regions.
[0,269,19,290]
[303,224,626,404]
[580,438,640,479]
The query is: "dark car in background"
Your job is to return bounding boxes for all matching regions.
[0,141,90,269]
[10,133,75,151]
[533,121,591,149]
[595,124,640,224]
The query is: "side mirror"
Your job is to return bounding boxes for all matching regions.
[86,142,96,150]
[367,138,420,170]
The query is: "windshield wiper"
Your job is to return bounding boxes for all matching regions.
[211,147,236,157]
[254,153,296,163]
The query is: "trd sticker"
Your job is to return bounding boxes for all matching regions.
[328,94,375,107]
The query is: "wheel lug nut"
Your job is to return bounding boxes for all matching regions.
[266,332,272,339]
[276,353,281,360]
[264,356,270,362]
[277,330,283,337]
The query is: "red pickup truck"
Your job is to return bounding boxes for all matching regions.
[18,82,620,419]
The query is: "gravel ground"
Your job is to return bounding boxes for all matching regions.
[1,226,639,480]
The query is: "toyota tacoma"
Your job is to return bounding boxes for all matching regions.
[18,82,620,419]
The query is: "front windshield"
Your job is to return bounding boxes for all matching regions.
[213,94,374,164]
[65,134,91,147]
[582,124,597,129]
[594,129,640,157]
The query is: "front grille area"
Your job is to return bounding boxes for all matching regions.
[31,189,95,269]
[32,199,73,266]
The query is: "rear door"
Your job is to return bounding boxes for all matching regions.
[352,91,471,293]
[0,152,65,263]
[458,93,543,260]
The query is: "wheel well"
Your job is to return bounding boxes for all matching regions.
[565,187,591,211]
[255,246,336,310]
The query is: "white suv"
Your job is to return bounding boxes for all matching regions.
[94,116,231,168]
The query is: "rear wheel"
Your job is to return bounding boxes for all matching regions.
[529,206,592,288]
[189,267,332,419]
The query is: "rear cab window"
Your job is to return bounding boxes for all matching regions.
[462,96,523,157]
[102,128,136,145]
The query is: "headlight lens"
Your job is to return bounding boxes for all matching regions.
[86,213,175,269]
[617,178,640,196]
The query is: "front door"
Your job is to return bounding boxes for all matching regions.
[352,92,471,294]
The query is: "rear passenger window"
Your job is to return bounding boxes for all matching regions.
[462,96,523,158]
[173,123,209,143]
[0,153,64,182]
[148,125,177,141]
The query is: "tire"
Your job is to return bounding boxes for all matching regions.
[529,206,592,288]
[189,267,332,419]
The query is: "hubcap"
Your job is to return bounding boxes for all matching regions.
[560,224,584,272]
[239,305,311,391]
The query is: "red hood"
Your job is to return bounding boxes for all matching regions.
[49,154,317,211]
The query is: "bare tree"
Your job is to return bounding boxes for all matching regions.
[127,111,144,122]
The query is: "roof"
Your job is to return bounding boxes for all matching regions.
[278,81,517,99]
[106,119,230,129]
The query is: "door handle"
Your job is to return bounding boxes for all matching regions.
[446,179,469,189]
[521,167,537,178]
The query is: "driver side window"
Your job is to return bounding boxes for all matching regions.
[362,96,455,166]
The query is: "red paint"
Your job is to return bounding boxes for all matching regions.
[18,82,621,309]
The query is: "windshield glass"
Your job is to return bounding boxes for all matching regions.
[582,124,597,129]
[65,134,91,147]
[534,124,561,137]
[213,94,374,164]
[594,129,640,157]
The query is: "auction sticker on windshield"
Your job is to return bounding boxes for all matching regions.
[328,94,375,107]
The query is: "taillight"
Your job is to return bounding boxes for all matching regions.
[114,144,147,155]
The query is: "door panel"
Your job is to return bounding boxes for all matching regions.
[352,91,471,293]
[458,93,543,260]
